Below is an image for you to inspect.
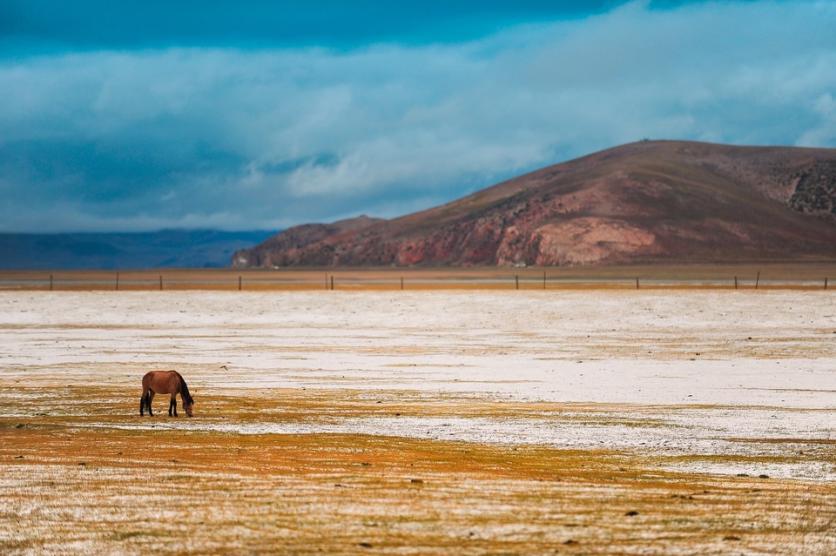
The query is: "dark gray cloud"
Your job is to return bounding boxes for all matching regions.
[0,1,834,231]
[0,1,627,50]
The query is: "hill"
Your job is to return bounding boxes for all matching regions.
[233,141,836,267]
[0,229,275,270]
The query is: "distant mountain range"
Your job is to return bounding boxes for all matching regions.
[233,140,836,268]
[0,229,275,270]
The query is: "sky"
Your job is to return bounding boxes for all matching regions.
[1,1,835,232]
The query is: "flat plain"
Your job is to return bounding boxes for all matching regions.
[1,287,834,554]
[2,262,836,291]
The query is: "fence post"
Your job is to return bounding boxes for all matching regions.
[515,274,519,290]
[826,277,829,290]
[636,277,640,290]
[330,276,334,291]
[543,271,546,290]
[400,277,404,290]
[116,272,120,291]
[755,271,760,290]
[159,275,163,291]
[238,275,242,291]
[734,276,738,290]
[49,274,53,291]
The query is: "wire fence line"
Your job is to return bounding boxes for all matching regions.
[0,270,831,291]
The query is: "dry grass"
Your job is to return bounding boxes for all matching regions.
[2,289,833,553]
[1,262,835,291]
[1,387,834,555]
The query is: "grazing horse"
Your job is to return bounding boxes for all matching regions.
[140,370,194,417]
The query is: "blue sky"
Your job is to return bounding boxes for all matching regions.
[1,0,834,232]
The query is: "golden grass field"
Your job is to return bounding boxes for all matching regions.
[1,282,834,554]
[1,262,835,291]
[3,389,834,555]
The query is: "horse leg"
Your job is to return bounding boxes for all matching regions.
[148,391,155,416]
[169,396,176,417]
[140,390,147,416]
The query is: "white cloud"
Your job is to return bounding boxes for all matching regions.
[0,1,835,231]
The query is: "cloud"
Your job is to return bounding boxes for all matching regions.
[0,1,624,50]
[1,0,835,231]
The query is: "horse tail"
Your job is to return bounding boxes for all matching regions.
[175,371,193,404]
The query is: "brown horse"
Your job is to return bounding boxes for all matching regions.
[140,370,194,417]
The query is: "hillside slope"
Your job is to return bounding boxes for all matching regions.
[1,230,275,270]
[233,141,836,267]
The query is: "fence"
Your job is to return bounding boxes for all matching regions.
[0,269,831,291]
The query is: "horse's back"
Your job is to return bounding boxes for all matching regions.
[142,370,177,392]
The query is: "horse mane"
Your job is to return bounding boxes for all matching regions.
[174,371,193,404]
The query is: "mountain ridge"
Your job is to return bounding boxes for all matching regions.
[233,140,836,268]
[1,229,276,270]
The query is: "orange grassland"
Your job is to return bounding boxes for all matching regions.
[2,388,834,554]
[1,261,835,291]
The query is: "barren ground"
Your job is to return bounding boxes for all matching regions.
[1,290,834,554]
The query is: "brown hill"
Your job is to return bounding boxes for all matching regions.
[232,140,836,268]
